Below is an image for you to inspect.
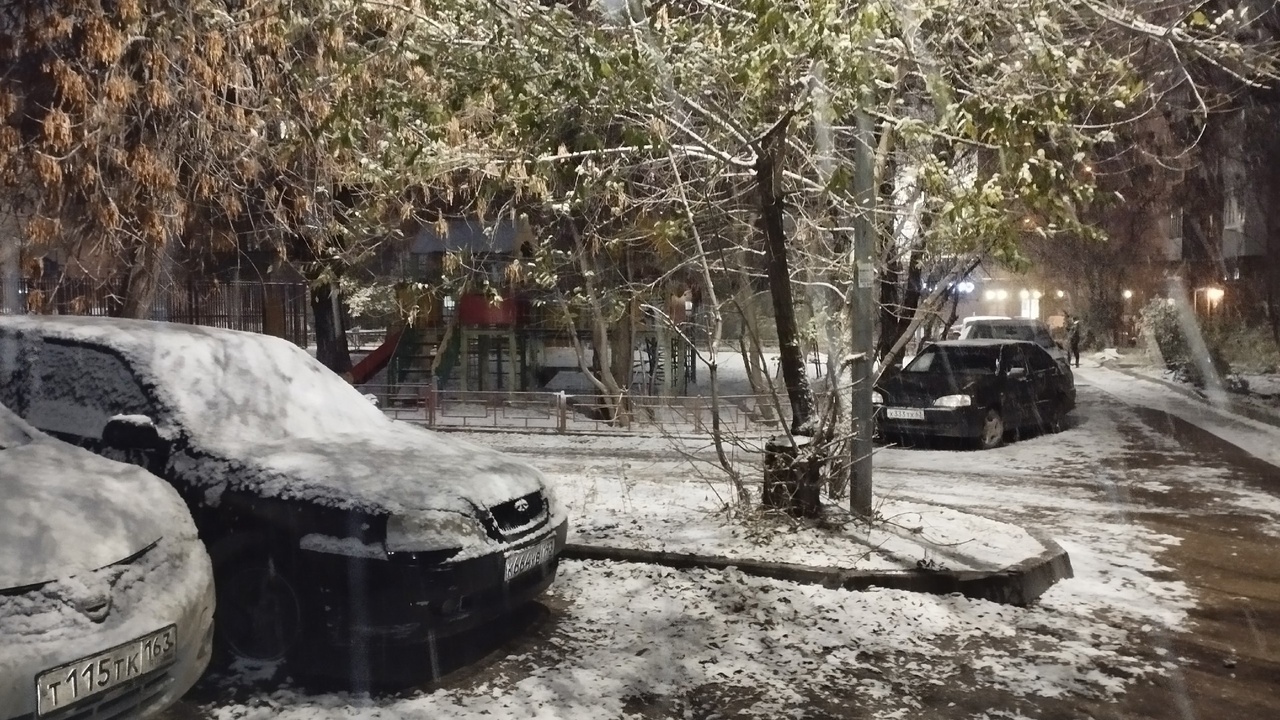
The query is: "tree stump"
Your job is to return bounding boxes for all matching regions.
[762,435,823,518]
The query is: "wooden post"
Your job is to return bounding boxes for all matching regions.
[556,392,568,433]
[425,377,437,427]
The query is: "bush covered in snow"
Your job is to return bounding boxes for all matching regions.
[1140,299,1249,393]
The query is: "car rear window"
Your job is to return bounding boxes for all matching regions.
[904,347,1000,374]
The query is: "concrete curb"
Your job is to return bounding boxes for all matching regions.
[561,530,1073,607]
[1103,363,1280,430]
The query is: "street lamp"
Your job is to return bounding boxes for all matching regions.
[1055,290,1065,299]
[1122,289,1133,299]
[1193,287,1226,317]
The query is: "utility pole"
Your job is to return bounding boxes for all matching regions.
[849,104,875,517]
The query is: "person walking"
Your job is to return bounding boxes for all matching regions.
[1066,314,1082,368]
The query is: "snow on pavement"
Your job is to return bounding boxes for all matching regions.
[208,559,1158,720]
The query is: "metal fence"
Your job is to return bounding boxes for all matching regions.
[374,383,803,436]
[1,278,310,347]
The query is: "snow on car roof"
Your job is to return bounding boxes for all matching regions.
[929,339,1035,347]
[0,314,390,440]
[967,318,1049,326]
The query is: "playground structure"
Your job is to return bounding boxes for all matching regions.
[348,290,702,402]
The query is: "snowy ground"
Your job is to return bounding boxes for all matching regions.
[174,364,1280,720]
[466,431,1047,572]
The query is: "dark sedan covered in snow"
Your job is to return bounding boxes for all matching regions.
[0,404,214,719]
[873,339,1075,449]
[0,316,568,678]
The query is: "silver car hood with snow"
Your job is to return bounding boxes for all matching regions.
[0,441,195,590]
[193,422,548,517]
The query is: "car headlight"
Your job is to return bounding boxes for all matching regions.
[871,390,884,404]
[933,394,972,408]
[385,511,488,553]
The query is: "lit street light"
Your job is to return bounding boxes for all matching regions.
[1193,286,1226,317]
[1122,289,1133,299]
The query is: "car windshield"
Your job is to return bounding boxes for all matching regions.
[903,346,1000,374]
[142,331,394,444]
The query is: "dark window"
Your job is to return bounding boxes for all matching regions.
[1025,346,1056,372]
[905,347,1001,374]
[26,341,151,439]
[1002,346,1031,373]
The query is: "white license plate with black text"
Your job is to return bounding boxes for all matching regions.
[504,536,556,582]
[36,625,176,715]
[885,407,926,420]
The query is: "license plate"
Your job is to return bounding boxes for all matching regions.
[36,625,176,715]
[504,535,557,582]
[885,407,926,420]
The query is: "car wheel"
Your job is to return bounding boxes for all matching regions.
[977,408,1005,450]
[216,553,304,663]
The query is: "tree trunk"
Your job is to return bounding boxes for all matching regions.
[875,255,901,360]
[311,279,353,374]
[120,241,163,319]
[754,116,813,436]
[608,299,634,422]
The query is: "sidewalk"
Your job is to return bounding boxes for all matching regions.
[1077,364,1280,469]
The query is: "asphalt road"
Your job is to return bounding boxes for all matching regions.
[163,372,1280,719]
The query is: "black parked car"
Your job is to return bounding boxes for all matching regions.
[0,316,568,677]
[874,339,1075,449]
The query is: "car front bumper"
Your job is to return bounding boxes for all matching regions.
[875,405,987,440]
[299,519,569,655]
[0,536,215,720]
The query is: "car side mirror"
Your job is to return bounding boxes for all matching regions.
[103,415,161,450]
[1007,367,1028,379]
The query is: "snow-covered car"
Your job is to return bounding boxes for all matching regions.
[0,316,568,676]
[0,404,214,720]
